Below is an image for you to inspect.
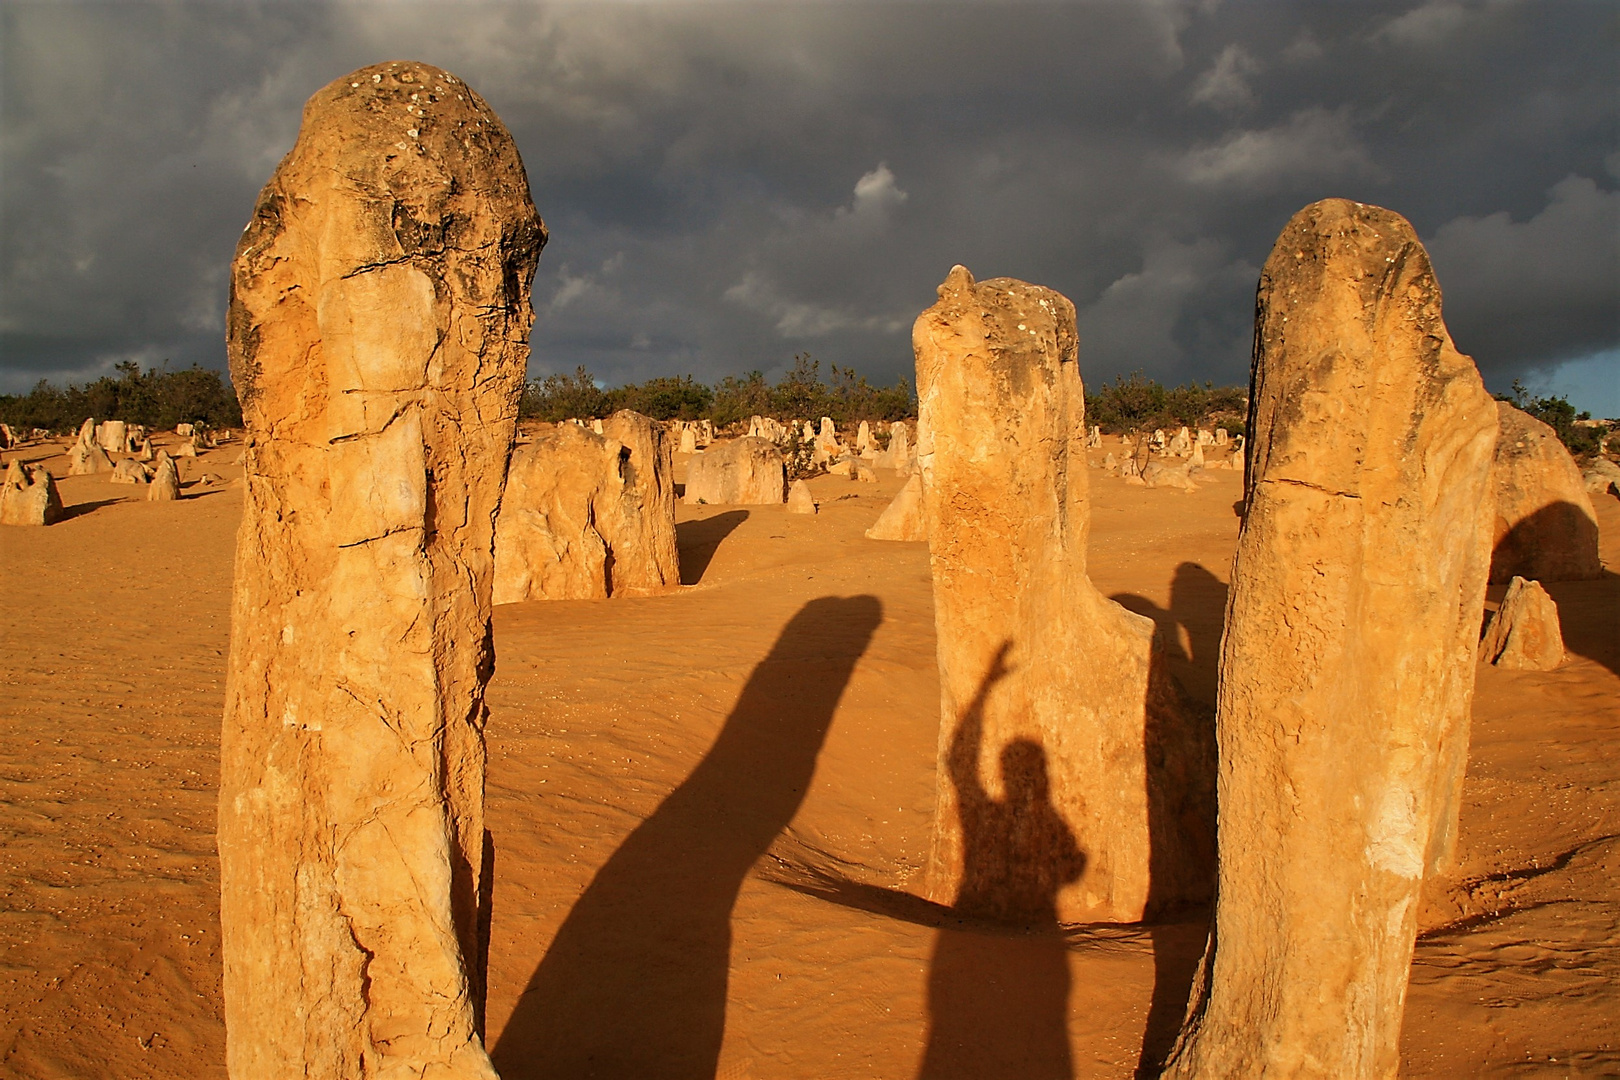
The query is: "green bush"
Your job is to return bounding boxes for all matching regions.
[0,361,243,433]
[1500,381,1604,458]
[1084,372,1247,436]
[609,375,713,421]
[519,366,611,422]
[517,354,915,428]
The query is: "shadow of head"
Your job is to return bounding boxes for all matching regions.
[676,508,749,585]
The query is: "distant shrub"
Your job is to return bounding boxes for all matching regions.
[0,361,243,433]
[1084,372,1248,436]
[516,353,915,427]
[609,375,713,421]
[519,366,611,422]
[1499,380,1604,458]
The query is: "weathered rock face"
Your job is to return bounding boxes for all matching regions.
[864,472,926,541]
[786,478,817,514]
[683,437,786,505]
[884,421,911,470]
[147,454,180,501]
[599,410,680,596]
[494,413,678,603]
[0,462,63,525]
[1163,200,1498,1080]
[218,61,544,1080]
[1142,459,1197,491]
[1583,457,1620,499]
[1489,402,1602,583]
[914,265,1213,925]
[495,425,618,602]
[96,420,128,453]
[1478,576,1565,670]
[67,419,113,475]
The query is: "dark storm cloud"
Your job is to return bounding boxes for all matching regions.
[2,0,1615,408]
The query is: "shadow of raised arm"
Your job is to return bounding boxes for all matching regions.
[946,641,1015,820]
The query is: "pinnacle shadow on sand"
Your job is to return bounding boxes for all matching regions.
[675,508,748,585]
[1111,562,1229,708]
[491,593,882,1080]
[1489,502,1616,678]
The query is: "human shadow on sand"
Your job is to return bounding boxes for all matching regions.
[916,642,1084,1080]
[676,509,749,585]
[492,594,882,1080]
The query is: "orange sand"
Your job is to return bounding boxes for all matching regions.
[1,437,1615,1078]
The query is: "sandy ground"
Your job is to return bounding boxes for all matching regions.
[1,435,1616,1078]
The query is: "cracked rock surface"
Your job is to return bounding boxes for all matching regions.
[219,60,544,1079]
[1164,199,1499,1080]
[912,265,1213,926]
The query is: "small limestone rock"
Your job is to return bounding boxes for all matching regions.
[599,409,681,597]
[876,421,911,470]
[1581,457,1620,499]
[1489,402,1601,582]
[175,422,194,437]
[678,425,698,454]
[110,458,151,485]
[96,420,128,453]
[1142,460,1196,491]
[1478,576,1564,670]
[0,461,63,525]
[67,419,113,475]
[147,454,180,501]
[683,437,786,505]
[786,479,817,514]
[863,472,925,541]
[855,462,878,483]
[827,458,854,478]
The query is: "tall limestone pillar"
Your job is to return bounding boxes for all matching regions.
[1162,200,1498,1079]
[914,266,1213,924]
[219,62,545,1078]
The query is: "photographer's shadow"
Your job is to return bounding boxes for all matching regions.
[918,643,1084,1080]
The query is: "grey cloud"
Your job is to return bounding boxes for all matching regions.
[1177,107,1383,189]
[1,0,1614,408]
[1426,174,1620,376]
[1189,45,1261,113]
